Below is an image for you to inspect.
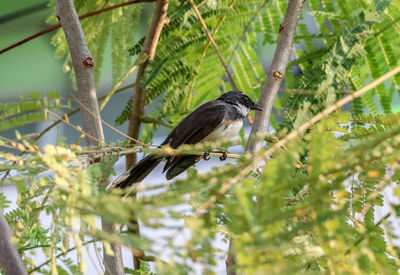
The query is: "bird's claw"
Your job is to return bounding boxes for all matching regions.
[219,151,227,161]
[203,152,210,160]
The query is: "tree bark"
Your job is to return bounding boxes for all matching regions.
[0,209,27,275]
[55,1,124,274]
[226,1,305,274]
[225,241,236,275]
[126,0,169,169]
[246,0,305,153]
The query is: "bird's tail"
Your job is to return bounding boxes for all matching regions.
[107,155,162,190]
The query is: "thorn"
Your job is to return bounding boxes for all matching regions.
[279,23,284,33]
[82,57,94,68]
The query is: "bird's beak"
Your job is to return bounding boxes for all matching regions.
[251,104,263,111]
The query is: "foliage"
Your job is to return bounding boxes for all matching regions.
[0,91,62,132]
[282,0,400,131]
[47,0,141,86]
[3,111,400,273]
[2,0,400,274]
[115,0,269,131]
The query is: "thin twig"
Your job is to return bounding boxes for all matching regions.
[226,0,271,66]
[345,211,392,255]
[0,84,134,184]
[188,0,238,91]
[99,65,137,111]
[71,94,150,148]
[33,83,134,143]
[140,116,174,128]
[46,110,103,144]
[28,239,94,274]
[0,0,156,55]
[126,0,169,169]
[185,0,235,110]
[188,0,256,126]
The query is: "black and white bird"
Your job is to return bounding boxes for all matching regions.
[108,91,262,190]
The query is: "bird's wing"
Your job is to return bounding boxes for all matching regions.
[162,100,227,148]
[161,101,228,174]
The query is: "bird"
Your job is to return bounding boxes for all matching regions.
[107,91,262,190]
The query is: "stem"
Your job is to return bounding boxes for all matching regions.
[345,211,392,255]
[188,0,253,126]
[54,0,124,273]
[71,94,149,148]
[28,239,93,274]
[79,146,242,160]
[246,0,305,153]
[33,83,134,144]
[188,0,238,91]
[185,0,235,110]
[140,116,174,128]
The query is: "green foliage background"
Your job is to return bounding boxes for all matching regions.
[2,0,400,274]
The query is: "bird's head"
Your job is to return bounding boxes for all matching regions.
[218,91,263,112]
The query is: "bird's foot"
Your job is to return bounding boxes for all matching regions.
[213,150,227,161]
[203,152,211,160]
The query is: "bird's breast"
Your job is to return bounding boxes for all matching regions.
[203,119,243,142]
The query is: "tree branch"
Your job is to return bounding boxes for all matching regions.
[126,0,169,169]
[125,0,168,269]
[228,1,305,272]
[0,0,156,55]
[55,0,104,147]
[54,0,124,274]
[0,209,27,275]
[246,0,305,153]
[78,145,242,161]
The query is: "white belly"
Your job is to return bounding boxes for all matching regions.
[203,119,243,142]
